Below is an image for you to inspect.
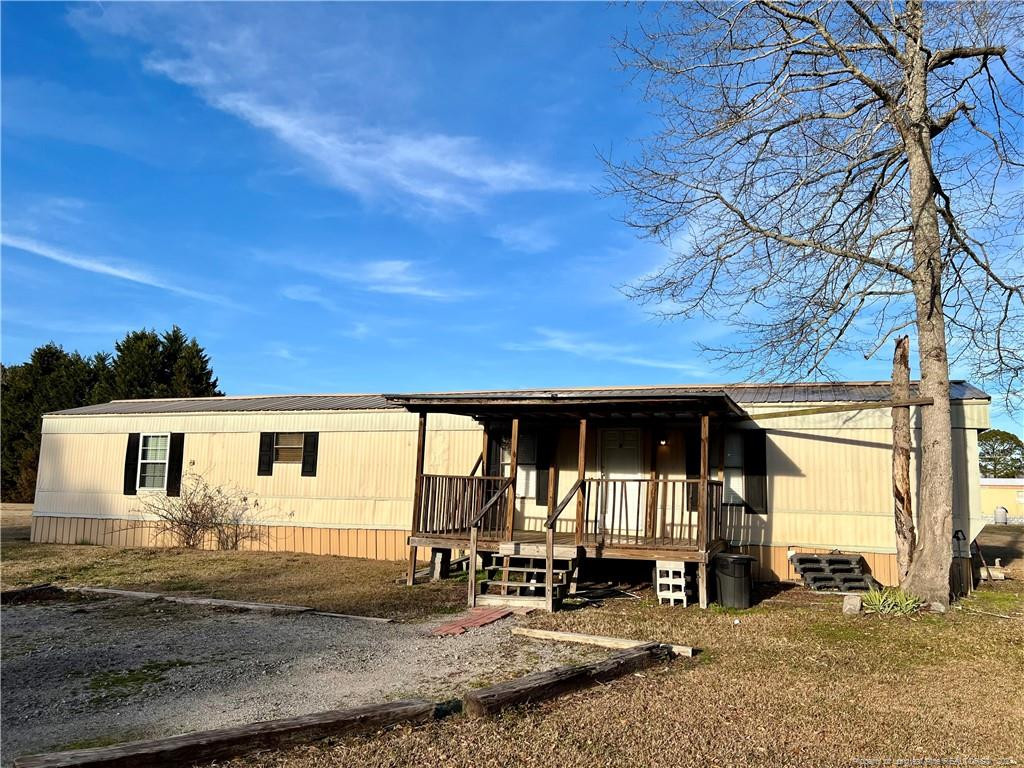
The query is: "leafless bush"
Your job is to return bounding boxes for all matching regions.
[134,470,266,550]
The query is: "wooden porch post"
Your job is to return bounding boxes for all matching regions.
[505,417,520,541]
[481,424,490,476]
[575,418,587,546]
[697,412,710,608]
[406,412,428,586]
[545,435,559,611]
[646,431,658,540]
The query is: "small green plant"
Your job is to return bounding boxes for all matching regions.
[862,587,923,616]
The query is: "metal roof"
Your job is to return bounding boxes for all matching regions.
[48,381,988,417]
[50,394,398,416]
[725,381,988,404]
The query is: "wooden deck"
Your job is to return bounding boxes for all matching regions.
[409,530,728,563]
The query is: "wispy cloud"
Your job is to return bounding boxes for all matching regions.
[70,4,581,213]
[280,284,337,312]
[341,322,372,340]
[506,327,708,374]
[263,251,468,300]
[491,221,557,254]
[1,234,234,307]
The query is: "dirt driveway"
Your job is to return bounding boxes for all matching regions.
[1,592,598,764]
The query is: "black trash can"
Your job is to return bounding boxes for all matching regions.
[714,553,756,609]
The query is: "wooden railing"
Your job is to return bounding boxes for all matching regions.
[416,474,512,541]
[579,478,723,549]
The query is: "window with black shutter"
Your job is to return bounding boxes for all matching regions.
[258,432,319,476]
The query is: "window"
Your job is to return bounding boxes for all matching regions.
[497,434,538,499]
[273,432,304,463]
[137,433,170,490]
[722,432,744,508]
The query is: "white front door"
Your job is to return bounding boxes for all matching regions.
[600,429,644,539]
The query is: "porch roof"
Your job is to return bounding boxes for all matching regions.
[383,386,747,420]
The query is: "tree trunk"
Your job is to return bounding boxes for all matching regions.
[891,336,916,583]
[900,0,955,607]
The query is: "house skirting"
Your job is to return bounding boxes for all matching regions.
[29,515,416,562]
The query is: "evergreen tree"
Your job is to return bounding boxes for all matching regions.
[170,338,220,397]
[110,329,163,400]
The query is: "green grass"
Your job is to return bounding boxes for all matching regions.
[962,585,1024,614]
[88,660,193,701]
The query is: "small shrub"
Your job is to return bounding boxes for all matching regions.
[862,587,923,616]
[134,471,266,550]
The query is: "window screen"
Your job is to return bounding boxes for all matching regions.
[274,432,304,463]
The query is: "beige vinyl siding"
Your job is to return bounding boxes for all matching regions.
[35,410,480,532]
[723,400,988,558]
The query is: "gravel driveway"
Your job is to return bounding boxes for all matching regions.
[1,593,599,764]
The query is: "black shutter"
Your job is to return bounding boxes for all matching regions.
[684,431,701,478]
[743,430,768,515]
[258,432,274,476]
[166,433,185,497]
[301,432,319,477]
[123,433,140,495]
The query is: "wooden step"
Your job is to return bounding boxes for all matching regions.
[482,579,569,591]
[476,593,551,609]
[499,542,578,558]
[485,565,571,575]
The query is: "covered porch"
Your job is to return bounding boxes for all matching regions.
[386,388,749,609]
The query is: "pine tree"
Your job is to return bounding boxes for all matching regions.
[110,330,163,400]
[170,338,221,397]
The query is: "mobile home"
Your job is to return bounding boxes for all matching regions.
[32,382,989,607]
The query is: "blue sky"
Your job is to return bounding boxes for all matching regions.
[1,3,1017,431]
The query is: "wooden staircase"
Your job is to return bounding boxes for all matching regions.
[474,542,579,610]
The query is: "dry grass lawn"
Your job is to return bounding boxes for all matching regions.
[5,505,1023,766]
[0,505,462,620]
[228,583,1024,768]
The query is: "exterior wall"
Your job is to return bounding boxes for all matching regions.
[33,409,480,560]
[979,478,1024,525]
[723,400,989,583]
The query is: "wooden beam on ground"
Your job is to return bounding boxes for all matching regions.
[741,398,933,421]
[510,627,695,657]
[463,643,672,718]
[13,700,435,768]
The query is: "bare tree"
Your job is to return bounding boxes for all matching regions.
[134,470,266,550]
[608,1,1022,606]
